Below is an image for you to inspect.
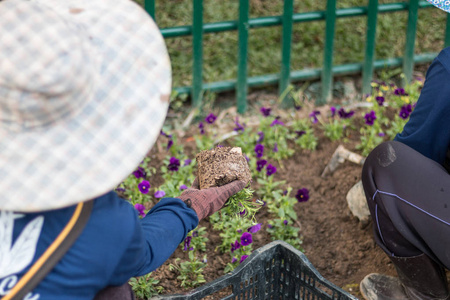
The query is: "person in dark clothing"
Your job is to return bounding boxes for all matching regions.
[360,1,450,299]
[0,1,246,299]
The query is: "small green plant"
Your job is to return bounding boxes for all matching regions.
[290,119,318,151]
[169,252,207,289]
[128,273,163,299]
[267,219,303,249]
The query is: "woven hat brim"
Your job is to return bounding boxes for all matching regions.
[0,0,171,212]
[427,0,450,13]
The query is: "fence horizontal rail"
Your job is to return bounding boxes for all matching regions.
[160,2,433,38]
[172,52,437,95]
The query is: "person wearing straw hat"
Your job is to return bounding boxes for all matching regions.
[359,1,450,299]
[0,0,246,299]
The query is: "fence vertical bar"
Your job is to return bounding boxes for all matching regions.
[279,0,294,106]
[362,0,379,96]
[144,0,155,20]
[237,0,249,113]
[445,13,450,47]
[403,0,419,85]
[192,0,204,108]
[320,0,337,105]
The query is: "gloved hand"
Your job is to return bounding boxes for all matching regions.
[178,178,246,221]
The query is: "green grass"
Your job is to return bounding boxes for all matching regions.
[134,0,446,91]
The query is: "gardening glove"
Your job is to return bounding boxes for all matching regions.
[178,178,246,221]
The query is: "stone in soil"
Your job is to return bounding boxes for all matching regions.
[196,146,251,189]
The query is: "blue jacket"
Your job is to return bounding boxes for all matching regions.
[0,192,198,299]
[395,47,450,170]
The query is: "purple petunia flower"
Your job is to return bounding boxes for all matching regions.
[116,187,125,193]
[198,122,205,135]
[364,110,377,126]
[283,190,288,196]
[254,144,264,158]
[133,167,146,179]
[183,236,192,251]
[294,104,302,111]
[283,220,288,225]
[266,164,277,176]
[154,190,166,198]
[138,180,151,194]
[273,143,278,153]
[375,96,385,106]
[330,106,336,117]
[232,257,238,263]
[295,188,310,202]
[260,107,271,117]
[267,224,273,229]
[134,203,146,218]
[234,117,245,132]
[256,159,267,172]
[399,104,412,119]
[240,232,253,246]
[168,157,180,172]
[192,231,199,237]
[239,209,246,217]
[179,184,188,191]
[231,240,241,253]
[240,255,249,263]
[378,132,386,137]
[270,119,285,127]
[338,108,355,119]
[394,88,407,96]
[309,110,320,124]
[205,113,217,124]
[166,139,173,150]
[295,130,306,139]
[248,223,262,233]
[160,130,172,138]
[184,159,192,166]
[257,131,264,143]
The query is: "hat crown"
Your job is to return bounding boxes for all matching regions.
[0,0,96,132]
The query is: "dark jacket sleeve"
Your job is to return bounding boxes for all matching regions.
[394,47,450,168]
[110,197,198,283]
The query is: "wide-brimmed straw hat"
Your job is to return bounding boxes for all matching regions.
[427,0,450,12]
[0,0,171,212]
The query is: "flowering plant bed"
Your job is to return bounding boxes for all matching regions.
[118,76,424,299]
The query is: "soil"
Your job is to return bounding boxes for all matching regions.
[144,83,403,299]
[196,147,251,189]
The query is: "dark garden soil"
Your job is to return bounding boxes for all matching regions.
[144,82,405,299]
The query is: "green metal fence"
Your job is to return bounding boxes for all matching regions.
[145,0,450,113]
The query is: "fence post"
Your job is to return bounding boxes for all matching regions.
[279,0,294,107]
[403,0,419,85]
[144,0,155,20]
[192,0,204,108]
[362,0,379,97]
[237,0,249,114]
[320,0,337,105]
[445,13,450,47]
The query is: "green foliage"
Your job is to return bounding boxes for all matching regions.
[169,253,207,289]
[222,188,262,222]
[290,119,318,151]
[129,273,163,299]
[267,219,303,249]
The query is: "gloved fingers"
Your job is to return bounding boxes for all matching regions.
[214,180,246,198]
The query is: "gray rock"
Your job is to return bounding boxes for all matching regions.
[347,180,370,223]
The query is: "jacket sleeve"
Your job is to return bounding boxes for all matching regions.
[394,48,450,167]
[110,197,198,284]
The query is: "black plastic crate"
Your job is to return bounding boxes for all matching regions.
[153,240,358,300]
